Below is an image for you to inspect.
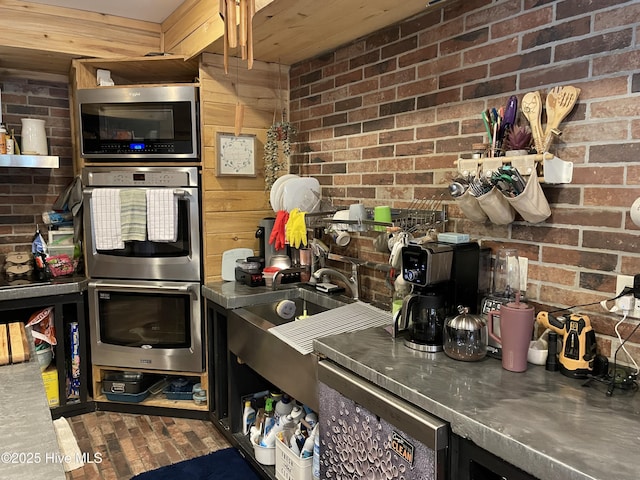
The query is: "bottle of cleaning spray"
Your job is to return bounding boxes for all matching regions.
[312,423,320,480]
[242,400,256,435]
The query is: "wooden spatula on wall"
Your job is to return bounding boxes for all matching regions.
[521,91,545,154]
[543,86,580,152]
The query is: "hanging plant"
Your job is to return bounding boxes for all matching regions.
[264,120,297,190]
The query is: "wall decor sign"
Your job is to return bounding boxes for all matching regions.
[217,132,256,176]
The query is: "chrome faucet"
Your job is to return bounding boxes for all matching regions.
[313,266,359,300]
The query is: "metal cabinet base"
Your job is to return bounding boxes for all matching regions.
[451,434,539,480]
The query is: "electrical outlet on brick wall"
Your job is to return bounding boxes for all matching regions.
[615,275,640,319]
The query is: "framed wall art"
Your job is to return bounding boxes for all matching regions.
[216,132,256,176]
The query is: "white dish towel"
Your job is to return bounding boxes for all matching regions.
[91,188,124,250]
[146,189,178,242]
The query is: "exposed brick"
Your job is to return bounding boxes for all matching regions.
[556,29,633,62]
[350,51,381,69]
[440,28,490,56]
[416,88,461,109]
[381,36,418,60]
[556,0,628,20]
[366,25,400,50]
[549,207,622,228]
[349,106,380,123]
[522,17,591,50]
[397,77,437,98]
[465,37,519,66]
[399,44,438,69]
[511,225,580,246]
[362,145,394,159]
[336,70,363,87]
[361,173,394,185]
[463,75,517,100]
[440,65,488,89]
[299,69,323,86]
[363,117,394,133]
[379,98,415,117]
[520,60,590,89]
[541,246,618,271]
[587,230,640,260]
[416,122,459,140]
[490,49,552,77]
[364,59,397,79]
[322,113,348,127]
[379,129,414,145]
[335,97,363,112]
[383,68,418,91]
[288,0,640,349]
[396,141,436,157]
[334,124,361,137]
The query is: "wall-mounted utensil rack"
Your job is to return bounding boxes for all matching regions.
[456,152,573,184]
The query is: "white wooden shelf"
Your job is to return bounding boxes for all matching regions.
[456,153,573,184]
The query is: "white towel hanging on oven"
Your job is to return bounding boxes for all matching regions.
[146,189,178,242]
[91,188,124,250]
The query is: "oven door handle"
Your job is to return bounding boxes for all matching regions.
[83,188,191,197]
[90,281,199,298]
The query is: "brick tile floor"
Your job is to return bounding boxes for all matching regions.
[65,412,231,479]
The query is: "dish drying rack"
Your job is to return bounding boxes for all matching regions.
[305,197,448,237]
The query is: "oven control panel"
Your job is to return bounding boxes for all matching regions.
[85,169,194,187]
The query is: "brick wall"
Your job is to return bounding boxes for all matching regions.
[0,73,74,258]
[288,0,640,362]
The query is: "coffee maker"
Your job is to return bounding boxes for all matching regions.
[394,242,481,352]
[256,217,287,266]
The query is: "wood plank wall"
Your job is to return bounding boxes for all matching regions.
[199,53,289,282]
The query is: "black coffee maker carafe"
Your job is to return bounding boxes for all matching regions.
[400,292,446,352]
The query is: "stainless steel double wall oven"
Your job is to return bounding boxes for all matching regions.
[83,166,204,373]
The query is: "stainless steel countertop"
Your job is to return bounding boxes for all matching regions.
[0,337,66,479]
[203,281,640,480]
[314,326,640,480]
[0,276,88,302]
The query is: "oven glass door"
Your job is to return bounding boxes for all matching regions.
[89,280,203,372]
[99,290,190,349]
[84,186,201,281]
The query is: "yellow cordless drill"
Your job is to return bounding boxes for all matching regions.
[536,311,597,378]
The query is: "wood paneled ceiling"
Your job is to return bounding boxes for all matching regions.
[1,0,451,76]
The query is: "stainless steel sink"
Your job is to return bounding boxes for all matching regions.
[236,289,350,328]
[227,287,351,411]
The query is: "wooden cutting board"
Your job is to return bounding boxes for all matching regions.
[0,322,30,365]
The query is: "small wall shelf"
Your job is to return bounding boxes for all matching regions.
[456,153,573,184]
[0,154,59,168]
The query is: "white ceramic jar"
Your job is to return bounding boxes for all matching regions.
[21,118,48,155]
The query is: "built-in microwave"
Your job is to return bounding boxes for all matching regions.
[76,85,199,160]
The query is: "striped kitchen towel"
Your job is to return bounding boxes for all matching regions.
[91,188,124,250]
[120,189,147,242]
[146,188,178,242]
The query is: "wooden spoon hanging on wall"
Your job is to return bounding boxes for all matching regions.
[543,86,580,152]
[521,91,545,153]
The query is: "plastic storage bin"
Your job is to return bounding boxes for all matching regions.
[275,435,312,480]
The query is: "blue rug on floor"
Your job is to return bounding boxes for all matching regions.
[131,447,262,480]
